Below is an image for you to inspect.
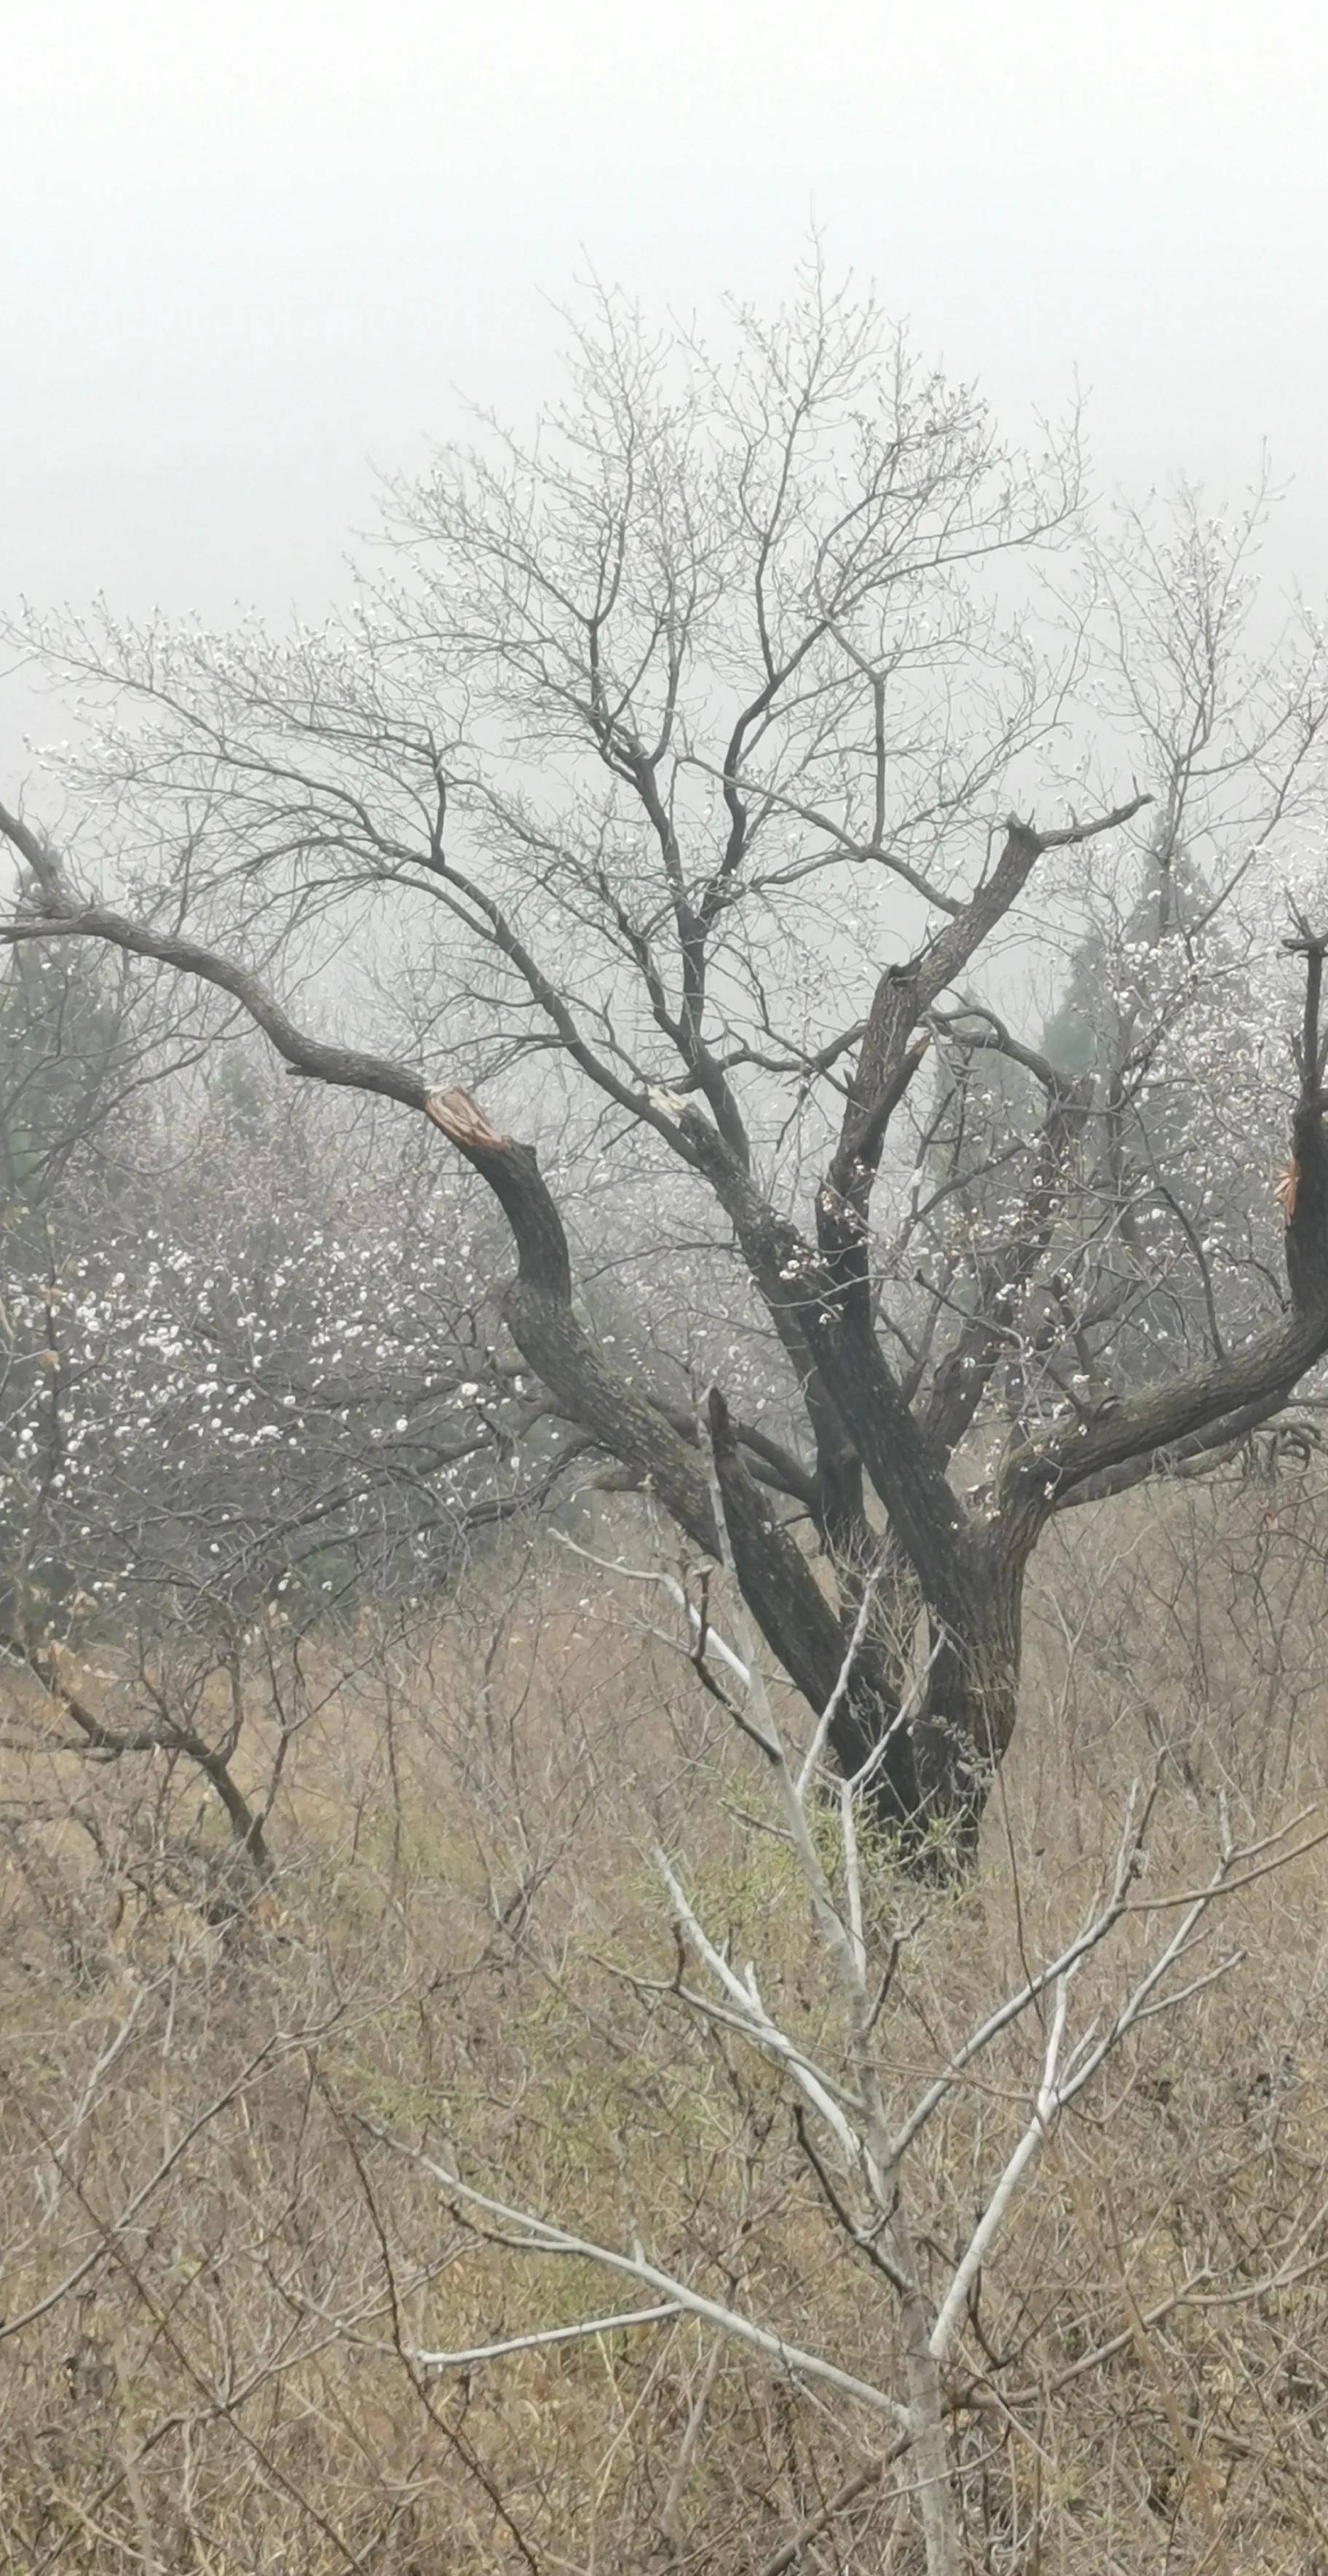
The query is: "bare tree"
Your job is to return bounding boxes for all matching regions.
[6,261,1328,1855]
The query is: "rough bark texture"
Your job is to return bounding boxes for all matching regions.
[422,1095,927,1826]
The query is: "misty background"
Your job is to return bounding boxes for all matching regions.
[9,21,1328,2567]
[5,0,1327,794]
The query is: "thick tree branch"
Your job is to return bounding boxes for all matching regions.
[660,1099,983,1633]
[829,796,1150,1206]
[1052,1392,1292,1510]
[424,1093,922,1818]
[0,824,430,1114]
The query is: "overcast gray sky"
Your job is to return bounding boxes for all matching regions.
[5,0,1325,781]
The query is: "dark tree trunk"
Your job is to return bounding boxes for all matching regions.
[426,1098,930,1834]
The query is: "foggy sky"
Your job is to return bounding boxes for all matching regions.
[5,0,1325,788]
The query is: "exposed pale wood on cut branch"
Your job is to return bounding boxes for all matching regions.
[424,1088,510,1152]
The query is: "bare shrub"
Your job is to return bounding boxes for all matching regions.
[1,1521,1327,2571]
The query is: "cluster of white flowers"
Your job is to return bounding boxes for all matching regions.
[0,1085,537,1628]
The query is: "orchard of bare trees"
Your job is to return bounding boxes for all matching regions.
[7,266,1328,2572]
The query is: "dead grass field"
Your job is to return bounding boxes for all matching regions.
[4,1483,1328,2573]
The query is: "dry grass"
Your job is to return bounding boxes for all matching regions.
[4,1487,1328,2572]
